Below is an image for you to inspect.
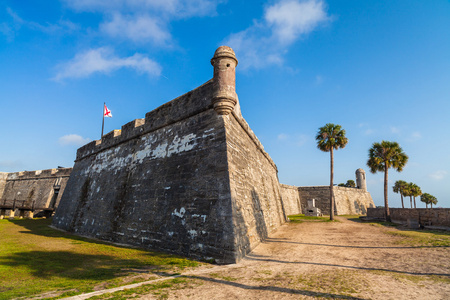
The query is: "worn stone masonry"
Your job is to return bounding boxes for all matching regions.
[53,46,374,264]
[279,169,375,216]
[0,168,72,219]
[53,46,287,264]
[367,208,450,228]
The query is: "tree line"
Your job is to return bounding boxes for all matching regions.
[393,181,438,209]
[316,123,438,222]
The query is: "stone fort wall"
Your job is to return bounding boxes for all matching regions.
[0,168,72,217]
[367,208,450,227]
[225,111,287,259]
[53,47,288,264]
[52,46,374,264]
[278,185,375,216]
[279,184,303,216]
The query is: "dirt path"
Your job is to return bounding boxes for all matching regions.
[153,217,450,299]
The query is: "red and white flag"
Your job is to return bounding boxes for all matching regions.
[104,104,112,118]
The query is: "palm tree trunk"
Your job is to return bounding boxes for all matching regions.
[426,203,428,209]
[413,196,416,208]
[384,164,390,222]
[431,203,433,209]
[410,196,413,208]
[401,194,404,208]
[330,148,335,221]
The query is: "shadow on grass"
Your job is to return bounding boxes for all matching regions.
[0,250,140,280]
[245,254,450,277]
[8,218,89,240]
[4,218,199,268]
[182,275,365,299]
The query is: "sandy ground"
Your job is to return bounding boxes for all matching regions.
[140,217,450,300]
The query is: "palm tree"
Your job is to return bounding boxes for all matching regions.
[402,182,414,208]
[393,180,407,208]
[367,141,408,222]
[316,123,348,221]
[410,183,422,209]
[421,193,437,208]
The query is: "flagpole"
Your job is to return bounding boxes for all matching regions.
[101,102,105,138]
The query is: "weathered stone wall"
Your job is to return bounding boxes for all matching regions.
[279,184,302,216]
[225,112,287,260]
[334,187,375,215]
[298,186,374,215]
[367,208,450,227]
[0,168,72,215]
[298,186,332,215]
[53,46,292,264]
[53,81,242,264]
[0,172,7,199]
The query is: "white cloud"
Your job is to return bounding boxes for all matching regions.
[100,13,170,45]
[429,170,447,180]
[265,0,329,44]
[53,47,162,81]
[223,0,330,70]
[59,134,91,146]
[0,7,78,40]
[62,0,218,17]
[62,0,219,44]
[0,22,13,41]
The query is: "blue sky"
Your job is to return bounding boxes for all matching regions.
[1,0,449,208]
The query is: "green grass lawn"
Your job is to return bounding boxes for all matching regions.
[0,218,200,300]
[287,214,333,223]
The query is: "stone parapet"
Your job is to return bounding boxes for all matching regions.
[367,208,450,227]
[6,168,72,181]
[76,80,215,161]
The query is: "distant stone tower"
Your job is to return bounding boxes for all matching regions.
[356,168,367,191]
[210,46,238,115]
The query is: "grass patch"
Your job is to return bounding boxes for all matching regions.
[287,214,333,223]
[293,270,369,297]
[87,277,200,300]
[0,218,200,300]
[385,229,450,247]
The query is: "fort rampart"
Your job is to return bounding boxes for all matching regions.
[52,46,375,264]
[279,185,374,216]
[367,208,450,228]
[53,47,287,264]
[0,168,72,218]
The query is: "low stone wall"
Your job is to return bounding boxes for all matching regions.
[298,186,374,215]
[279,184,302,216]
[367,208,450,227]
